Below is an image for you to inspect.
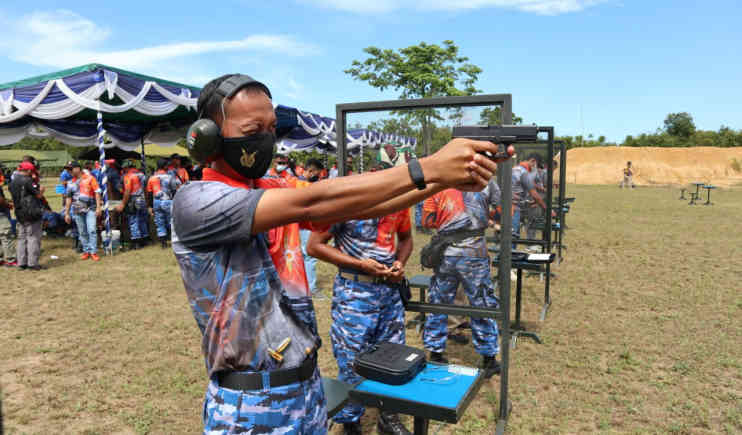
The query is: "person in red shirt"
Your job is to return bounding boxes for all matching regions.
[146,158,181,248]
[64,161,103,260]
[168,154,190,184]
[267,153,296,179]
[421,181,502,377]
[116,161,149,248]
[307,207,413,434]
[172,73,504,434]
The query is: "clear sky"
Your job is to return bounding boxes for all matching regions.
[1,1,740,142]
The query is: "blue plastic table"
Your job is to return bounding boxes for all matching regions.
[350,362,485,434]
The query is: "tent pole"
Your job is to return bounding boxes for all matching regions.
[97,110,112,255]
[140,138,147,175]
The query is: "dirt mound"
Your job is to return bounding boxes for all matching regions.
[560,147,742,187]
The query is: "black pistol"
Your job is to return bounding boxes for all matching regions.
[452,125,539,160]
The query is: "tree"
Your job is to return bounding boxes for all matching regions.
[478,106,523,125]
[345,40,482,155]
[664,112,696,138]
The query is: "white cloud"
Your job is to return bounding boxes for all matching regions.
[301,0,603,15]
[0,9,319,82]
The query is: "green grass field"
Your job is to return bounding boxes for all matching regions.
[1,184,740,434]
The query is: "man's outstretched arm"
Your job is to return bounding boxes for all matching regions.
[252,138,502,234]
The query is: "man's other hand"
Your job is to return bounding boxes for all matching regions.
[359,258,389,277]
[386,260,405,282]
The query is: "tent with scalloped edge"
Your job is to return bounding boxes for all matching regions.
[0,64,416,154]
[0,63,205,254]
[0,63,202,149]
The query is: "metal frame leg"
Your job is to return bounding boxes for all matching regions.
[414,417,429,435]
[679,188,686,200]
[511,268,542,346]
[494,400,512,435]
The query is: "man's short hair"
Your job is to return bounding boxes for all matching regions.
[157,158,169,170]
[306,158,324,170]
[627,161,631,165]
[197,74,271,125]
[527,153,542,165]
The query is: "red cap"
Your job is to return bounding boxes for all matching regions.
[18,161,35,171]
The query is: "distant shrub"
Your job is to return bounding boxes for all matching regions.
[732,158,742,173]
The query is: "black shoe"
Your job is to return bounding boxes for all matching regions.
[342,421,362,435]
[429,352,448,364]
[377,413,411,435]
[28,265,44,271]
[159,237,168,249]
[19,265,28,270]
[482,356,501,378]
[448,332,469,345]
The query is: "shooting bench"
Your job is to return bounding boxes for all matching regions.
[491,251,556,347]
[689,182,705,205]
[350,363,487,435]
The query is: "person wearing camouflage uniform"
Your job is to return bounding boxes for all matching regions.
[525,158,546,245]
[118,161,149,249]
[172,73,503,434]
[146,158,181,248]
[422,180,501,377]
[307,209,413,435]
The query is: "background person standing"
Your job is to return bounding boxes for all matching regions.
[299,158,324,297]
[0,182,16,267]
[421,181,501,377]
[117,161,149,249]
[9,162,45,270]
[307,207,413,435]
[620,161,635,188]
[147,158,181,248]
[64,162,102,261]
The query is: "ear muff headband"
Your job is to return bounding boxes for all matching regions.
[187,74,272,163]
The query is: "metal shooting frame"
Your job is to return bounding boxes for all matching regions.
[336,94,515,435]
[502,127,556,322]
[553,139,567,262]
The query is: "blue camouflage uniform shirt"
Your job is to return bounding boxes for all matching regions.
[171,172,319,377]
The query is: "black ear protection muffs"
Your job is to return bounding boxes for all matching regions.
[186,74,272,163]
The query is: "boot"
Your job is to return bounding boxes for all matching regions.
[377,412,411,435]
[482,355,501,378]
[342,421,362,435]
[429,351,448,364]
[159,236,168,249]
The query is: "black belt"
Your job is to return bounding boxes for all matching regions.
[338,268,395,285]
[216,354,317,391]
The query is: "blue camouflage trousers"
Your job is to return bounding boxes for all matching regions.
[127,208,149,240]
[203,368,327,434]
[423,256,500,357]
[331,275,405,423]
[153,199,172,238]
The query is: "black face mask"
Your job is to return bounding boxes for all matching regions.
[222,132,276,179]
[308,175,320,182]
